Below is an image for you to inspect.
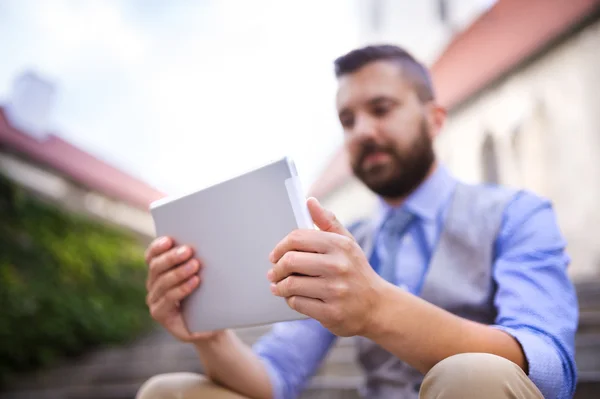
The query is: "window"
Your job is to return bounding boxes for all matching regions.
[369,0,384,33]
[437,0,449,25]
[481,134,499,184]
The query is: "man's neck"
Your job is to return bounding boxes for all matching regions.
[381,161,439,208]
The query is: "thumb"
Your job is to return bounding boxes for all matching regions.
[307,197,353,239]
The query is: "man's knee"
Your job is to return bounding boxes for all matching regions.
[419,353,543,399]
[136,372,247,399]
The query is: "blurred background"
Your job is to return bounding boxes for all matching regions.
[1,0,599,398]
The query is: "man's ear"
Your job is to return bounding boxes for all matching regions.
[425,103,447,140]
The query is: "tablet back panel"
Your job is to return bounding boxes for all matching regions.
[150,157,311,332]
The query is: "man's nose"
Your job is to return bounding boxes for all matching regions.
[353,115,378,139]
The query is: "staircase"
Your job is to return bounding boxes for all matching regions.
[574,279,600,398]
[0,325,363,399]
[2,280,599,399]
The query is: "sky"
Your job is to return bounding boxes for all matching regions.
[0,0,361,195]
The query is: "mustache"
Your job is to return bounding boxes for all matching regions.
[357,141,396,165]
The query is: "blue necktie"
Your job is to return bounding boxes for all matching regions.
[378,209,415,284]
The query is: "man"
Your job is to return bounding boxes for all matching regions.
[137,45,578,399]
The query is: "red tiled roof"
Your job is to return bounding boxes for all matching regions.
[0,107,165,210]
[309,0,599,200]
[308,146,351,199]
[430,0,600,110]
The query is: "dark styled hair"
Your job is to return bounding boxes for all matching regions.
[333,44,435,103]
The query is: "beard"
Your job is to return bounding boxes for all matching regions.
[351,118,435,199]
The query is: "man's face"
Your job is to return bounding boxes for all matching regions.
[336,61,437,199]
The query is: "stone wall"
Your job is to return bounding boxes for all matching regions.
[437,19,600,279]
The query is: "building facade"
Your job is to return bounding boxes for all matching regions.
[437,11,600,280]
[0,73,164,242]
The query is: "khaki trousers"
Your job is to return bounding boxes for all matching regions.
[136,353,544,399]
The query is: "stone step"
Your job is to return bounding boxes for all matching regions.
[575,279,600,299]
[1,370,361,399]
[574,382,600,399]
[6,310,599,399]
[6,356,359,393]
[579,309,600,333]
[299,387,361,399]
[0,383,141,399]
[0,381,362,399]
[575,333,600,381]
[87,335,356,366]
[3,327,360,392]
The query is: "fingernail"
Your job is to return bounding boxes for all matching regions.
[268,251,275,263]
[177,246,188,256]
[188,276,198,287]
[266,269,274,282]
[270,283,277,294]
[159,237,169,246]
[186,260,197,273]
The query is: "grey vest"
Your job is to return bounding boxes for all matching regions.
[351,182,516,399]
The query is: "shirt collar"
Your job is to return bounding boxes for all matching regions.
[374,164,457,228]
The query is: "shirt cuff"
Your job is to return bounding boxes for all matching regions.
[492,325,571,399]
[257,356,285,399]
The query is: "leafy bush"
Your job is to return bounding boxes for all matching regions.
[0,173,152,385]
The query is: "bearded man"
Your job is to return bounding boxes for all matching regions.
[138,45,578,399]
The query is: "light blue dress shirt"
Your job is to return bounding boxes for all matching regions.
[253,165,578,399]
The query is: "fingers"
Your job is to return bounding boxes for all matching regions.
[147,259,201,305]
[147,245,195,290]
[271,275,329,299]
[145,236,173,264]
[269,229,337,263]
[149,275,201,321]
[268,251,332,283]
[286,296,328,320]
[307,197,353,239]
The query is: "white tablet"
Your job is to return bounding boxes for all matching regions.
[149,157,312,332]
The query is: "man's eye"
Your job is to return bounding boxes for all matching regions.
[340,116,354,129]
[372,105,390,117]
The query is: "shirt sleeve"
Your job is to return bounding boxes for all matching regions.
[253,318,337,399]
[491,191,578,399]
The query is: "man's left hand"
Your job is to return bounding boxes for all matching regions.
[268,197,386,337]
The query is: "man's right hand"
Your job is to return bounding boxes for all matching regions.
[144,236,222,342]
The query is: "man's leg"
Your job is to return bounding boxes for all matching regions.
[136,372,250,399]
[419,353,544,399]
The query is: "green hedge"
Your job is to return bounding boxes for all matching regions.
[0,173,152,385]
